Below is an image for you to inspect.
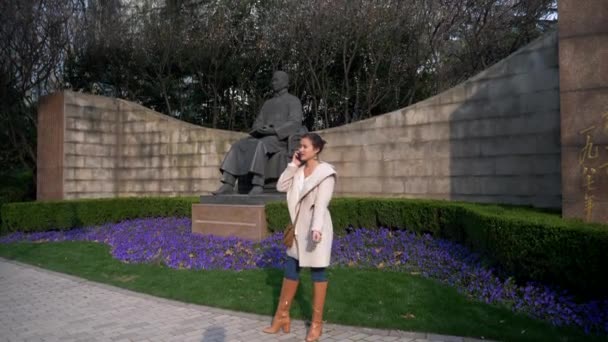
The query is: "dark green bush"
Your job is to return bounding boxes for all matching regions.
[456,204,608,298]
[1,196,197,234]
[0,169,35,227]
[2,195,607,297]
[267,198,469,236]
[266,198,608,297]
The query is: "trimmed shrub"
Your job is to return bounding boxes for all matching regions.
[266,198,608,297]
[1,197,197,234]
[2,195,607,297]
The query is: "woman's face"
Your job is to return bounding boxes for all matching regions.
[298,137,320,162]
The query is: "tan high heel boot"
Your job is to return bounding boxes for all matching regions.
[263,278,299,334]
[305,281,328,342]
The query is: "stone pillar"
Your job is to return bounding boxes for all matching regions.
[37,93,65,200]
[559,0,608,223]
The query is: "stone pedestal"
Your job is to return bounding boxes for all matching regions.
[559,0,608,223]
[191,194,285,242]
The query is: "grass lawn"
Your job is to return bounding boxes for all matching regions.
[0,241,602,342]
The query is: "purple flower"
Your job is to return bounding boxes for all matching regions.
[2,219,607,335]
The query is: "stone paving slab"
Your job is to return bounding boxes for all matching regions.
[0,258,496,342]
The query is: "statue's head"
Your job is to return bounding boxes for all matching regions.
[271,71,289,92]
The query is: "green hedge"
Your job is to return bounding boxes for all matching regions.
[267,198,463,236]
[1,197,198,234]
[2,196,608,298]
[267,198,608,298]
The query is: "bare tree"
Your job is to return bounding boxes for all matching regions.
[10,0,555,150]
[0,0,80,173]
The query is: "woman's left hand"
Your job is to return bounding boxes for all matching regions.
[312,230,322,243]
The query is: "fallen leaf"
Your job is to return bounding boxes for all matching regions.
[401,313,416,320]
[113,275,139,283]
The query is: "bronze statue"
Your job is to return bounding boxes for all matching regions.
[213,71,304,195]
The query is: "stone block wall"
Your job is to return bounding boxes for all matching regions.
[38,31,562,209]
[37,91,245,200]
[319,32,561,208]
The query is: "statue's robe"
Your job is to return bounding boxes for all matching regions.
[219,89,303,185]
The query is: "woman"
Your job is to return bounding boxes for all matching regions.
[263,132,337,342]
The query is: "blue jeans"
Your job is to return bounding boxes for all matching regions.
[284,256,327,282]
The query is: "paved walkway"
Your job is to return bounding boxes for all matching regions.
[0,258,492,342]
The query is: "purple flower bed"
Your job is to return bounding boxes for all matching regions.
[1,217,607,335]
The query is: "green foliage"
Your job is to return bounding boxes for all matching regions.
[1,242,599,342]
[1,197,197,235]
[0,169,35,227]
[60,1,556,132]
[266,198,608,297]
[0,169,35,201]
[3,195,607,297]
[456,205,608,298]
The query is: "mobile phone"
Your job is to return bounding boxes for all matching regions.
[295,151,302,160]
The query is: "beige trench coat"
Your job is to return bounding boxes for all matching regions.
[277,162,337,268]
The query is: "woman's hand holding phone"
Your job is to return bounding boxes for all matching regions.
[291,151,302,167]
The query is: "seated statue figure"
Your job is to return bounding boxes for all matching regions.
[213,71,303,195]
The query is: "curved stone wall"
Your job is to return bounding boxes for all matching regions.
[37,91,245,199]
[319,32,561,208]
[38,32,561,208]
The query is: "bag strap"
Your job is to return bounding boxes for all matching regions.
[290,205,301,228]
